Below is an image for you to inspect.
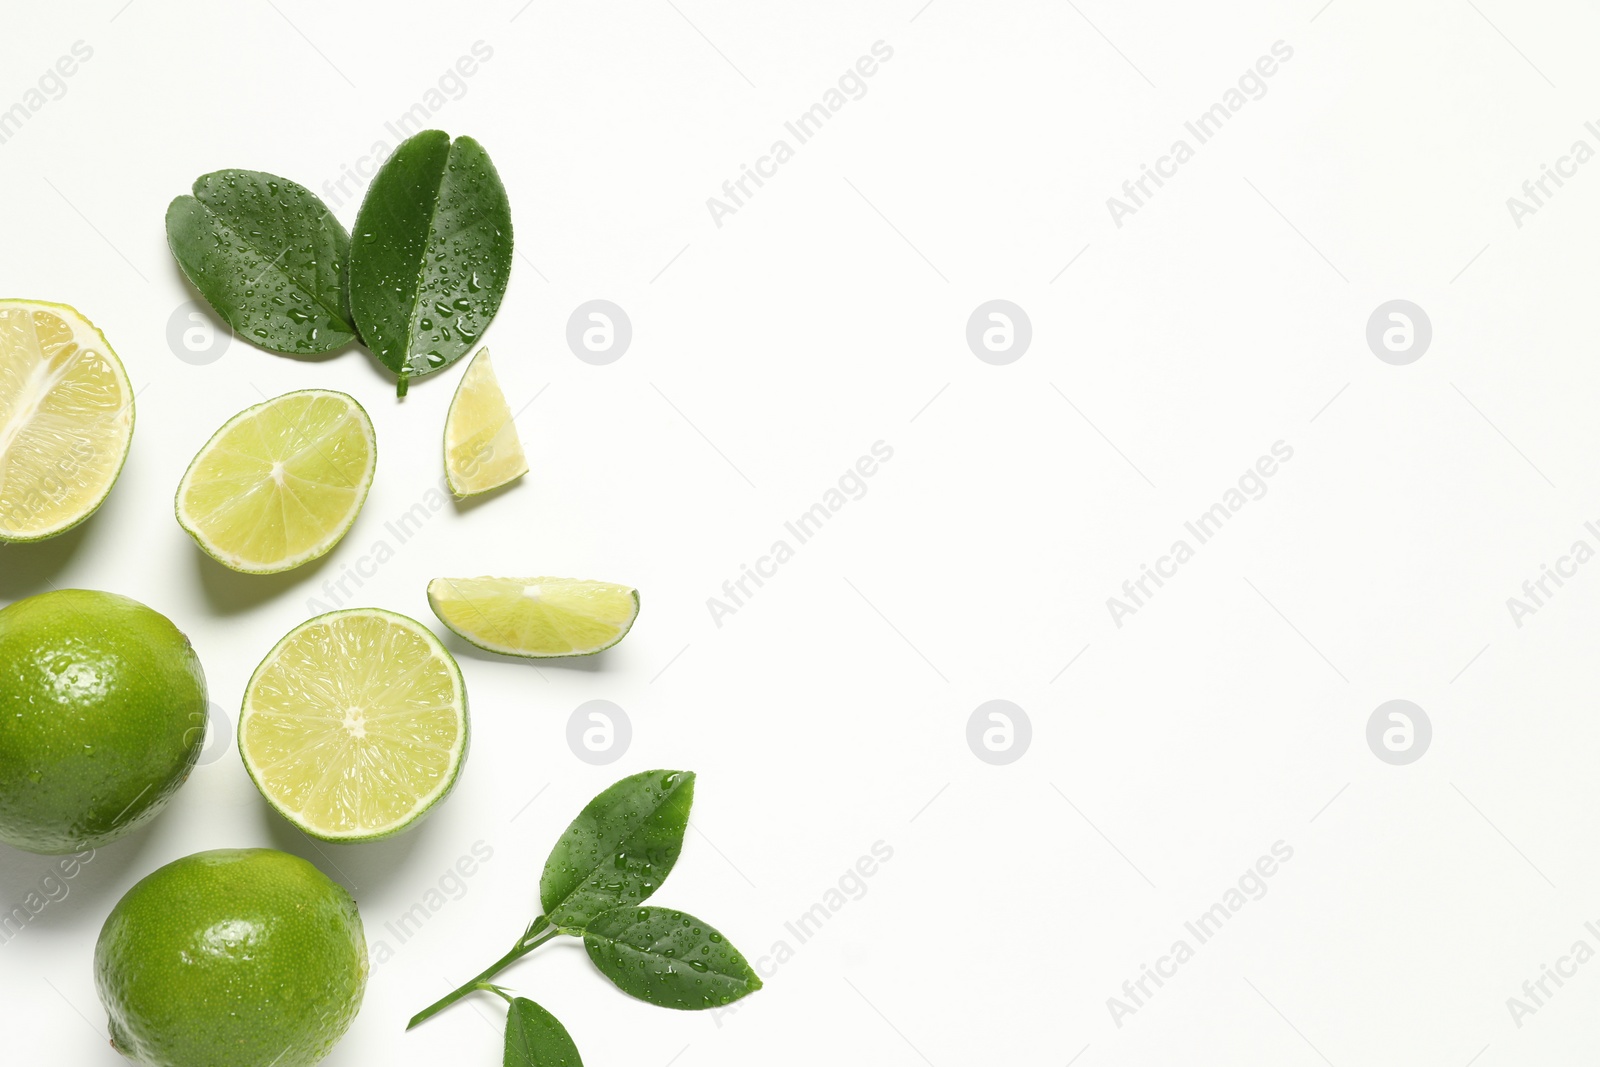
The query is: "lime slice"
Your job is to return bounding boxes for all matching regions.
[0,299,134,542]
[427,577,639,658]
[239,608,468,842]
[176,389,375,574]
[443,347,526,496]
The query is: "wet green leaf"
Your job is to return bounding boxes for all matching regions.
[166,169,357,355]
[348,130,513,395]
[583,906,762,1010]
[539,770,693,930]
[504,997,582,1067]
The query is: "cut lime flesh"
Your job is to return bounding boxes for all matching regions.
[444,347,526,497]
[176,389,374,574]
[0,300,134,542]
[427,576,639,658]
[240,608,468,842]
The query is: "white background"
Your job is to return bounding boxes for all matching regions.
[2,0,1598,1063]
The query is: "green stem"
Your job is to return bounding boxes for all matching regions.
[405,920,560,1030]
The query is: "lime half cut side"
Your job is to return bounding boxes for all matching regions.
[428,576,639,658]
[444,347,526,497]
[239,608,468,842]
[0,300,134,542]
[176,389,375,574]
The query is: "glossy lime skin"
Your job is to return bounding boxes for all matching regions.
[0,589,207,854]
[95,849,368,1067]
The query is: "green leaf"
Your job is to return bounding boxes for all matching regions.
[583,906,762,1010]
[540,770,694,930]
[348,129,513,394]
[504,997,582,1067]
[165,169,358,355]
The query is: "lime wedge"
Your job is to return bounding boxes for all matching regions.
[443,347,526,496]
[427,577,639,658]
[239,608,468,842]
[176,389,375,573]
[0,300,134,542]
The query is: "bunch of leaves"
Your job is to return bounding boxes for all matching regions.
[408,770,762,1066]
[165,130,513,397]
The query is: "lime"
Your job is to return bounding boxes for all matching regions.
[95,848,367,1067]
[443,347,526,496]
[175,389,375,574]
[427,576,639,658]
[0,589,206,854]
[239,608,467,842]
[0,299,134,542]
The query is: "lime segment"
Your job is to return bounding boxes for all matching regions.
[0,300,134,542]
[428,576,639,658]
[240,609,468,841]
[176,389,374,573]
[444,347,526,496]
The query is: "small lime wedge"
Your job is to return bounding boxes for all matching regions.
[444,347,526,496]
[239,608,468,842]
[175,389,375,573]
[427,576,639,658]
[0,300,134,542]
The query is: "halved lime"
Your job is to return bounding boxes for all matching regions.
[427,577,639,658]
[175,389,374,573]
[239,608,468,842]
[0,299,134,542]
[444,347,526,497]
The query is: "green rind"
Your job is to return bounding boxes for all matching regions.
[539,769,693,930]
[348,131,514,392]
[237,608,469,843]
[0,299,135,544]
[0,589,206,854]
[165,169,358,356]
[426,582,640,660]
[174,389,376,575]
[94,848,367,1067]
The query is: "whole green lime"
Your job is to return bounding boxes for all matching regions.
[0,588,207,853]
[95,848,368,1067]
